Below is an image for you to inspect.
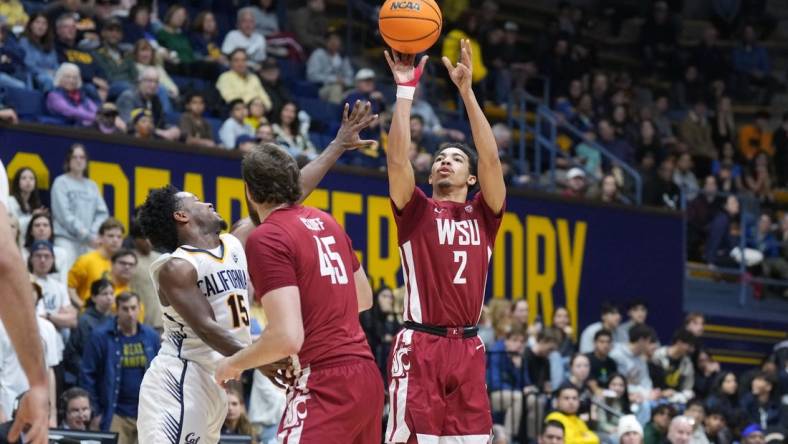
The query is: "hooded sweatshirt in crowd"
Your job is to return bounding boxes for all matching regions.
[51,174,109,242]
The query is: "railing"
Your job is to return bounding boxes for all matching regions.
[555,115,643,205]
[681,189,788,309]
[512,94,643,205]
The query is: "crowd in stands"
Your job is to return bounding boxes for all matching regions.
[1,0,788,443]
[0,0,785,291]
[479,298,788,444]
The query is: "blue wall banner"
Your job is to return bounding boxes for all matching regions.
[1,124,685,340]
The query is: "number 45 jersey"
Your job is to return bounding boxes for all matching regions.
[392,188,504,327]
[150,233,252,373]
[246,205,374,368]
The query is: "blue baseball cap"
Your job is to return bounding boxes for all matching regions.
[742,424,764,438]
[29,240,54,254]
[235,134,258,148]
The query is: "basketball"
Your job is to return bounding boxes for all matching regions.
[378,0,442,54]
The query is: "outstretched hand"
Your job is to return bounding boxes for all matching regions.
[442,38,473,93]
[214,357,242,388]
[333,100,379,151]
[384,50,428,86]
[8,385,49,444]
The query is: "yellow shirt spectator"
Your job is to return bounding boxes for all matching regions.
[244,116,266,131]
[545,411,600,444]
[738,122,774,160]
[442,0,470,23]
[0,0,28,27]
[68,250,111,302]
[442,29,487,84]
[216,71,272,110]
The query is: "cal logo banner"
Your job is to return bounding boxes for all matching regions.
[1,125,685,339]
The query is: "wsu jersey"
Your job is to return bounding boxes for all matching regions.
[393,187,503,326]
[246,205,373,368]
[149,233,252,373]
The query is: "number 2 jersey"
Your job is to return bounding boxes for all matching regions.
[393,188,504,327]
[245,205,374,368]
[149,233,252,373]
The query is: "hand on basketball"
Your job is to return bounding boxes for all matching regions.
[8,384,49,444]
[384,50,428,86]
[332,100,379,152]
[442,38,473,94]
[214,358,242,387]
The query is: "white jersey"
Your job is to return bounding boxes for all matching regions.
[150,233,252,373]
[0,159,9,209]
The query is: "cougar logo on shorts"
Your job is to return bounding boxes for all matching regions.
[390,344,412,378]
[185,433,201,444]
[282,389,311,429]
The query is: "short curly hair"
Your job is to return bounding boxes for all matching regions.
[242,143,302,206]
[138,185,182,253]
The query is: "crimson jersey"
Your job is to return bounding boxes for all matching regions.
[246,205,374,367]
[393,188,504,327]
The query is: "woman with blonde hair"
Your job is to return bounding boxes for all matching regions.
[46,63,99,126]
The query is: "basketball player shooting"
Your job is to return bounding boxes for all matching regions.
[383,39,506,443]
[135,101,378,444]
[214,141,384,443]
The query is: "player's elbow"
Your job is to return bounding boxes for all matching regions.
[358,295,373,312]
[357,285,373,312]
[280,326,304,356]
[354,268,373,312]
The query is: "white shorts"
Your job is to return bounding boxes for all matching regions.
[137,354,227,444]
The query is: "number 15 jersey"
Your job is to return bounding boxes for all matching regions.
[150,233,252,373]
[393,188,504,327]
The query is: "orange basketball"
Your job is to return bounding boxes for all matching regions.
[379,0,442,54]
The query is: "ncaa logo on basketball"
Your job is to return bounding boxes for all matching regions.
[390,1,420,11]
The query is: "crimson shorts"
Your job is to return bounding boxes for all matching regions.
[385,329,492,443]
[278,358,384,444]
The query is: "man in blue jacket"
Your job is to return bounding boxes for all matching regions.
[79,292,159,442]
[487,325,531,439]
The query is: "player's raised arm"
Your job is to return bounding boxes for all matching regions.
[442,39,506,214]
[214,286,304,385]
[158,259,247,356]
[297,100,379,204]
[384,51,428,210]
